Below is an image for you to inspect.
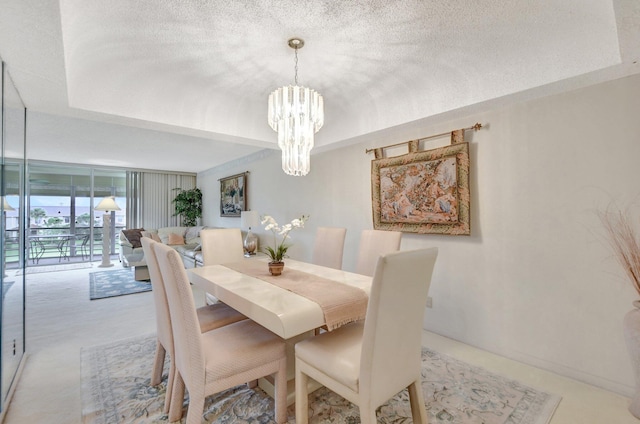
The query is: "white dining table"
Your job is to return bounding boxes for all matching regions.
[188,257,372,403]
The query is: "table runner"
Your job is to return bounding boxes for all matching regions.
[223,260,368,331]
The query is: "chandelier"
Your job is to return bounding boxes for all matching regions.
[268,38,324,176]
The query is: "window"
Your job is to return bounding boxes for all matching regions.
[28,164,126,265]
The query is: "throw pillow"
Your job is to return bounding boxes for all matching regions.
[167,232,185,245]
[122,228,145,249]
[141,231,162,243]
[185,225,205,241]
[158,226,187,244]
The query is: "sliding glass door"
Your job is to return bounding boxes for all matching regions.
[27,165,126,266]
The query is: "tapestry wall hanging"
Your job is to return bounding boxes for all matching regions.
[370,125,479,235]
[219,172,247,217]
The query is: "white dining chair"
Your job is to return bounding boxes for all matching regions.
[295,247,438,424]
[200,228,245,304]
[140,237,246,416]
[154,242,288,424]
[312,226,347,270]
[355,229,402,276]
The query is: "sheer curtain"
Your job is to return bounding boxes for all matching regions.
[126,171,196,230]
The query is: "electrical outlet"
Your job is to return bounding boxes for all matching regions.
[426,296,433,308]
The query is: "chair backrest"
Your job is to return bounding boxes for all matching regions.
[141,237,173,353]
[312,227,347,270]
[360,247,438,406]
[200,228,245,266]
[355,229,402,276]
[153,242,204,388]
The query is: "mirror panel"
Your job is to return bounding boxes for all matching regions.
[1,64,26,409]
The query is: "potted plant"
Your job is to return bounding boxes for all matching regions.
[261,214,309,275]
[599,207,640,418]
[172,188,202,227]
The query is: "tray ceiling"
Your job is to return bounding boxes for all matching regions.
[0,0,638,172]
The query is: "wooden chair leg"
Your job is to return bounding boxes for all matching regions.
[151,341,165,386]
[163,361,175,414]
[295,364,310,424]
[408,379,428,424]
[274,359,287,424]
[185,392,205,424]
[359,407,378,424]
[168,372,186,423]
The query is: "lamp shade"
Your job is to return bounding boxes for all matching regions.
[95,196,121,212]
[241,210,260,229]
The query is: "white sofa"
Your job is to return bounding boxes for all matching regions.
[119,226,207,270]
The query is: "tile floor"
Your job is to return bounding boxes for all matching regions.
[1,263,637,423]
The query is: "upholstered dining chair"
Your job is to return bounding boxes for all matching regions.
[312,226,347,270]
[154,242,288,424]
[295,247,438,424]
[200,228,246,304]
[140,237,246,416]
[355,229,402,276]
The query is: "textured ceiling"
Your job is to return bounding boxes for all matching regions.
[0,0,639,172]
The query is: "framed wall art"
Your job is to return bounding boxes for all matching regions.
[219,172,247,217]
[371,142,470,235]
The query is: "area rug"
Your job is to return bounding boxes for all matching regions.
[89,268,151,300]
[81,334,560,424]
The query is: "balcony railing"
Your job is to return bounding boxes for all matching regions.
[4,226,124,267]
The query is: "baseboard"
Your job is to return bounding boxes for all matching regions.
[425,329,635,398]
[508,349,635,398]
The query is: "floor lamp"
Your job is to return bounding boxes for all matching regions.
[95,196,120,268]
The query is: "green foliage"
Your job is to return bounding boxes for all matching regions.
[263,243,291,263]
[76,213,91,226]
[172,187,202,227]
[30,207,46,224]
[46,217,64,227]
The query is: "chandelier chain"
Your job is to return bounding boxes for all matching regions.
[294,48,299,85]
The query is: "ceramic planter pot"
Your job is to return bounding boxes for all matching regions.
[624,300,640,418]
[268,261,284,276]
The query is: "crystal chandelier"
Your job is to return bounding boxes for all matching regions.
[268,38,324,176]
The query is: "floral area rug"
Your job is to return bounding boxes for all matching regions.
[81,334,560,424]
[89,268,151,300]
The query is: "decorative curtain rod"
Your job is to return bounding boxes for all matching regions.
[365,122,483,154]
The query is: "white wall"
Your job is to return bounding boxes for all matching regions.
[198,73,640,396]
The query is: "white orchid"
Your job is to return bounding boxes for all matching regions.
[280,224,292,235]
[261,214,309,263]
